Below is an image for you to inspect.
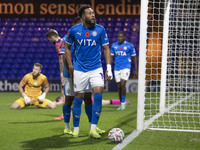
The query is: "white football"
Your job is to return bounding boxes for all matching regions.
[108,128,125,143]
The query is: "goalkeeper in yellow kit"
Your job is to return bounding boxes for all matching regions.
[11,63,56,109]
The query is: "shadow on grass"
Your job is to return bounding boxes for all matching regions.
[40,114,62,118]
[9,106,39,110]
[19,111,137,149]
[9,120,58,124]
[21,133,109,149]
[17,106,136,149]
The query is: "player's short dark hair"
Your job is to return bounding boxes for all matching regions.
[118,31,126,36]
[73,16,82,25]
[45,29,59,39]
[34,63,43,70]
[55,96,62,102]
[78,4,91,18]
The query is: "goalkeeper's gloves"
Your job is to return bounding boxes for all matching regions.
[107,64,113,80]
[23,93,31,105]
[38,92,46,102]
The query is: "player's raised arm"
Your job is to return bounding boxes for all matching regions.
[103,44,113,80]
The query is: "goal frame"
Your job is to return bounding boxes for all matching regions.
[137,0,200,132]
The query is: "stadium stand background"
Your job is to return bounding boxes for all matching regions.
[0,17,139,79]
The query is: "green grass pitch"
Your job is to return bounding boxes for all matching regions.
[0,92,200,150]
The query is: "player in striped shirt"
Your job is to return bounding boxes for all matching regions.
[46,17,96,135]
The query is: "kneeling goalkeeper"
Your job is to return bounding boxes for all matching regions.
[11,63,56,109]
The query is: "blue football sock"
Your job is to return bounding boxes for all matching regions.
[119,94,122,103]
[121,95,126,103]
[73,97,83,127]
[63,105,71,123]
[85,104,92,123]
[92,93,102,125]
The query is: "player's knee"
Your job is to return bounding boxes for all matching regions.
[93,86,103,94]
[84,92,92,105]
[51,104,56,109]
[50,104,56,109]
[52,102,57,109]
[121,80,127,87]
[65,96,74,107]
[84,99,93,105]
[121,84,126,88]
[75,92,84,99]
[84,92,92,100]
[65,102,72,107]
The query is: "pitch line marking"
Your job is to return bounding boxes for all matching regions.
[112,130,142,150]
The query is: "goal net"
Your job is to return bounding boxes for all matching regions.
[137,0,200,132]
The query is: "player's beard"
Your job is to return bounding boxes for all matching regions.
[53,39,61,45]
[118,38,125,44]
[85,18,96,26]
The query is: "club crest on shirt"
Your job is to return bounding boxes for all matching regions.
[124,46,127,50]
[92,31,97,37]
[34,82,37,85]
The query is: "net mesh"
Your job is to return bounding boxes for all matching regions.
[144,0,200,131]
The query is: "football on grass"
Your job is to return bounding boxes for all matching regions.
[108,128,124,143]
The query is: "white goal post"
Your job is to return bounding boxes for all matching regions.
[137,0,200,132]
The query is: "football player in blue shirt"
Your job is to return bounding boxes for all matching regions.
[46,17,94,136]
[111,31,138,110]
[65,4,112,139]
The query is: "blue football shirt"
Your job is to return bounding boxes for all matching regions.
[111,41,136,71]
[66,23,109,72]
